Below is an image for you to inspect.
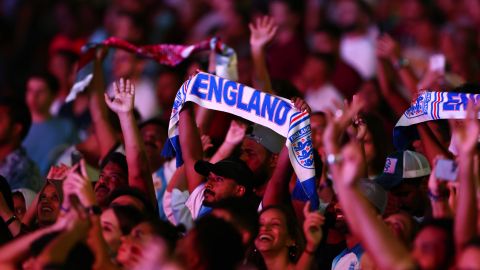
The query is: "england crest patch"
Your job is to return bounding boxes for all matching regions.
[290,125,314,169]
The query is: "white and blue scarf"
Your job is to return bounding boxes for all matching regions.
[394,91,478,149]
[162,72,319,209]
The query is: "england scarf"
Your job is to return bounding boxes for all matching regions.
[394,91,478,149]
[162,72,319,209]
[66,37,236,102]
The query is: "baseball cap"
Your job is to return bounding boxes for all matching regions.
[375,150,431,190]
[194,158,255,190]
[246,124,285,154]
[358,179,387,214]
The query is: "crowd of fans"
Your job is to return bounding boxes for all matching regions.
[1,0,480,269]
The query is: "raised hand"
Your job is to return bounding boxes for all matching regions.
[449,100,480,155]
[303,201,325,251]
[104,78,135,114]
[249,16,278,51]
[376,34,401,62]
[291,97,312,113]
[63,160,96,208]
[336,142,364,188]
[323,95,365,154]
[224,119,247,145]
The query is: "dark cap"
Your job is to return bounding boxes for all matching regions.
[194,158,254,190]
[375,150,431,190]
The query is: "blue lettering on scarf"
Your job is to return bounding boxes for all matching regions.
[274,101,291,125]
[237,85,249,111]
[191,73,208,99]
[223,81,237,106]
[248,91,261,115]
[261,95,279,121]
[208,76,223,103]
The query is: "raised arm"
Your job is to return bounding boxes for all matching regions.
[451,101,479,251]
[179,103,205,193]
[209,119,247,163]
[375,58,410,117]
[35,205,91,269]
[330,142,416,270]
[104,78,155,203]
[89,48,118,160]
[427,157,453,218]
[249,16,277,93]
[377,34,418,97]
[262,146,292,207]
[295,202,324,270]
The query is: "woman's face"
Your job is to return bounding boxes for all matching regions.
[117,222,154,268]
[100,208,123,254]
[37,184,60,226]
[255,209,292,252]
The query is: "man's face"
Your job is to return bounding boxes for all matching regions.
[390,182,425,216]
[26,77,54,114]
[95,162,128,206]
[0,106,15,145]
[140,124,166,162]
[37,184,60,226]
[240,138,271,178]
[203,172,242,206]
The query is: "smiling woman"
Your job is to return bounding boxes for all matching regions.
[253,205,304,269]
[36,180,63,229]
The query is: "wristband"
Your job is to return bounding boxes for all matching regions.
[428,190,448,201]
[5,215,18,226]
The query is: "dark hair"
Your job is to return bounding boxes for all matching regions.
[51,49,79,66]
[0,175,13,211]
[108,187,156,216]
[138,118,168,133]
[0,96,32,140]
[314,24,341,40]
[259,205,305,261]
[451,82,480,95]
[29,72,60,95]
[193,216,244,270]
[142,218,181,255]
[309,52,336,73]
[362,113,393,175]
[100,152,128,176]
[270,79,301,99]
[110,204,146,235]
[214,197,259,244]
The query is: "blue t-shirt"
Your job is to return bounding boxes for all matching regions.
[23,117,78,176]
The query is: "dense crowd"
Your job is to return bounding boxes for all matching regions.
[1,0,480,269]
